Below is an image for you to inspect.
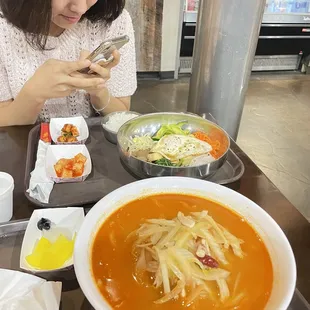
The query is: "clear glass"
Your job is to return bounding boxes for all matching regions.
[264,0,310,14]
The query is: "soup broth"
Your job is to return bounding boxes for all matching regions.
[91,194,273,309]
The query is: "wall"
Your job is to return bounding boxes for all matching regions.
[126,0,164,72]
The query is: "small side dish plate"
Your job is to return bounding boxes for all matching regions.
[20,208,85,273]
[50,116,89,145]
[45,145,92,183]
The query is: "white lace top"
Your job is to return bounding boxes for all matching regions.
[0,10,137,121]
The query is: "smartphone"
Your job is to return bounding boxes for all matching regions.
[79,35,129,74]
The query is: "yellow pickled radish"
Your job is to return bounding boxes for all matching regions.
[34,236,51,252]
[25,234,75,270]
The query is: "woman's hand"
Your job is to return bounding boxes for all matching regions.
[71,49,121,96]
[23,58,107,102]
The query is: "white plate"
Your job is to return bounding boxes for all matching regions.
[74,177,296,310]
[20,208,85,273]
[50,116,89,145]
[45,145,91,183]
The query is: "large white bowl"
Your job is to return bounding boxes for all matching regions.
[74,177,296,310]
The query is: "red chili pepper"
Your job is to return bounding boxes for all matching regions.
[197,255,219,268]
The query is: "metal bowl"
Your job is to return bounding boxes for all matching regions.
[101,111,141,144]
[117,112,230,179]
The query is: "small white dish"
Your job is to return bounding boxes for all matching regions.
[45,145,92,184]
[20,208,85,273]
[50,116,89,145]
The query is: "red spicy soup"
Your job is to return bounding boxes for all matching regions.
[91,194,273,309]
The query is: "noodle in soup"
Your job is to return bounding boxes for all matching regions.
[91,194,273,309]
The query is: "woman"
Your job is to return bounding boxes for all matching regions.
[0,0,137,126]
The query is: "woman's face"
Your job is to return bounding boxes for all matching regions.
[51,0,98,29]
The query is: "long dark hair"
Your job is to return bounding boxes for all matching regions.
[0,0,125,50]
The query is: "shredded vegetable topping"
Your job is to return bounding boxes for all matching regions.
[130,211,244,305]
[126,121,227,167]
[152,122,190,140]
[193,131,221,159]
[128,135,155,154]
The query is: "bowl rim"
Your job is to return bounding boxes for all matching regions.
[101,111,142,135]
[74,177,296,310]
[116,112,231,169]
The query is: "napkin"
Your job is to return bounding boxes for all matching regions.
[27,140,54,204]
[0,269,61,310]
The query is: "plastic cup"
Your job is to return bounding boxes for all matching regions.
[0,172,14,223]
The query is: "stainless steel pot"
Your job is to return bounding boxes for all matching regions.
[117,113,230,179]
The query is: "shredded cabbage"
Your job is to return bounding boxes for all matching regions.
[128,135,155,154]
[131,210,245,305]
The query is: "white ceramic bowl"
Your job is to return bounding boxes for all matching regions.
[101,111,141,144]
[74,177,296,310]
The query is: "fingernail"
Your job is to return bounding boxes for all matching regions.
[97,84,106,88]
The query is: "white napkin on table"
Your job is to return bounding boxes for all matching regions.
[26,140,54,204]
[0,269,62,310]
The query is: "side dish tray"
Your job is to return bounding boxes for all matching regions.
[24,118,244,208]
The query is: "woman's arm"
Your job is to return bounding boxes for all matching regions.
[0,88,45,126]
[90,87,131,114]
[77,50,131,114]
[90,11,137,114]
[90,10,137,112]
[0,59,107,127]
[76,10,136,115]
[0,48,43,126]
